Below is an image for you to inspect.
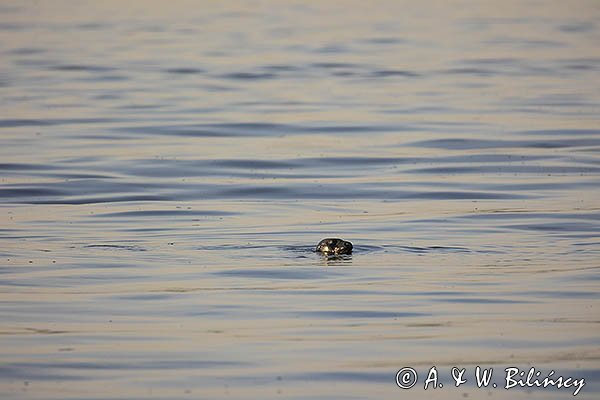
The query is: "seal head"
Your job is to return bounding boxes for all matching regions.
[316,238,353,255]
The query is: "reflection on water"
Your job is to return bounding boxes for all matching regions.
[1,0,599,399]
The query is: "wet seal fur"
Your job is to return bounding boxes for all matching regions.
[316,238,353,255]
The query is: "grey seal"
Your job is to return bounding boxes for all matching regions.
[316,238,353,255]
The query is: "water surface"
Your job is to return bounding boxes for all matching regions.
[1,1,599,399]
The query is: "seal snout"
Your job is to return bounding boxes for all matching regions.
[316,238,353,255]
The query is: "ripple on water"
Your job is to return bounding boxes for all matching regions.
[409,137,600,150]
[213,268,345,280]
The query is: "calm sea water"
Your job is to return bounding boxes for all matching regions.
[1,1,599,399]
